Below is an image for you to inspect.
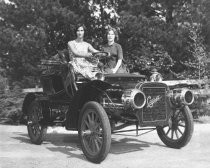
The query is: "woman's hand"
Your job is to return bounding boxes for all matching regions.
[86,52,92,57]
[111,68,117,73]
[112,59,122,74]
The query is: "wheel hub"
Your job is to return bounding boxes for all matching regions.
[172,121,179,130]
[168,117,179,130]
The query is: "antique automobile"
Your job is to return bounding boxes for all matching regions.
[22,51,194,163]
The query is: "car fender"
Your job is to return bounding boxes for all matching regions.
[22,92,47,116]
[66,80,111,129]
[73,80,111,109]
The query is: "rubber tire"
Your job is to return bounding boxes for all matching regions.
[27,100,47,145]
[78,101,111,163]
[157,106,194,148]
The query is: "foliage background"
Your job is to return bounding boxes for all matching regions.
[0,0,210,123]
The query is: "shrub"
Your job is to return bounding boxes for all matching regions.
[0,83,25,124]
[190,95,210,119]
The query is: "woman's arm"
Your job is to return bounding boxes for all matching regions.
[88,43,99,53]
[68,41,92,58]
[112,59,122,73]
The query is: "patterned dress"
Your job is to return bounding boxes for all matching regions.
[68,40,99,79]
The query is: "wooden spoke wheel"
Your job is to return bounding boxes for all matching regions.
[27,100,47,145]
[79,101,111,163]
[157,106,194,148]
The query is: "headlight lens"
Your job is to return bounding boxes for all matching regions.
[171,88,194,105]
[122,89,146,109]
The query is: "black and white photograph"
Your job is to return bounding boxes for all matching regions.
[0,0,210,167]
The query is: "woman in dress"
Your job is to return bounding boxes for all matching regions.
[68,24,100,79]
[102,27,127,74]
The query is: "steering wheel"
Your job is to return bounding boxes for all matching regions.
[92,51,109,60]
[86,51,109,65]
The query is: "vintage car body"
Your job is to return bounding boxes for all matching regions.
[22,56,194,163]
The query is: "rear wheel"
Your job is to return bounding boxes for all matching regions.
[27,100,47,145]
[78,101,111,163]
[157,106,194,148]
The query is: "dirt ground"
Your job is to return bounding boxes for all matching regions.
[0,123,210,168]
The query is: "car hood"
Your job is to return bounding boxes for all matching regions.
[104,73,146,89]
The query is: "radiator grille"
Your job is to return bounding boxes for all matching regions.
[142,87,167,122]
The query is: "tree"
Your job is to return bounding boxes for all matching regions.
[0,0,79,86]
[118,0,209,79]
[0,0,209,85]
[119,13,174,77]
[60,0,120,47]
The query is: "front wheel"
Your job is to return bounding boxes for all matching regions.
[27,100,47,145]
[157,106,194,148]
[78,101,111,163]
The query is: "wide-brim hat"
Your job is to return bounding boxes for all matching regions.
[151,68,158,73]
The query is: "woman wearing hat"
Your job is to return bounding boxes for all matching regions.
[150,68,163,82]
